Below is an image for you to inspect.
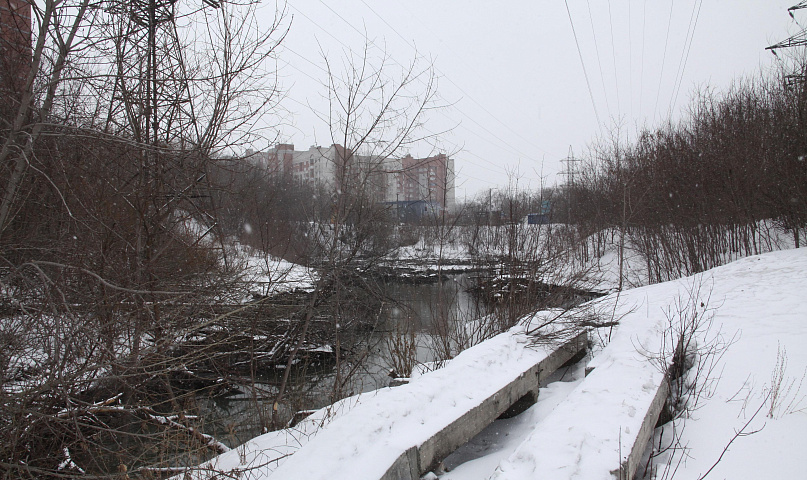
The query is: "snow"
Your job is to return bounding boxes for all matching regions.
[176,398,356,479]
[395,237,470,264]
[182,246,807,480]
[236,244,316,294]
[440,368,585,480]
[265,329,564,480]
[564,222,799,294]
[178,324,571,479]
[637,249,807,479]
[491,290,672,480]
[471,247,807,480]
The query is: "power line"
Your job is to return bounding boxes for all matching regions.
[388,2,545,153]
[280,1,599,195]
[654,0,676,123]
[639,0,647,116]
[277,8,525,190]
[279,46,328,77]
[628,0,634,119]
[565,0,603,131]
[288,0,551,168]
[357,0,555,160]
[586,0,613,120]
[669,0,704,116]
[461,152,513,176]
[282,5,445,137]
[607,0,622,117]
[434,104,538,171]
[667,0,699,116]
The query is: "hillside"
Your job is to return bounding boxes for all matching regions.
[445,247,807,479]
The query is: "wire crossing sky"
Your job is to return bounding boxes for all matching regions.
[257,0,798,200]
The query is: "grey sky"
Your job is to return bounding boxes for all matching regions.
[257,1,800,200]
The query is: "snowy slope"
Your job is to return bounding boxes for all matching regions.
[265,329,571,480]
[455,247,807,480]
[638,249,807,479]
[237,244,316,294]
[178,326,574,480]
[490,282,676,480]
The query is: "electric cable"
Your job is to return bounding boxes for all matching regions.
[628,0,634,119]
[357,0,554,159]
[586,0,613,119]
[670,0,704,116]
[639,0,647,117]
[653,0,676,123]
[565,0,604,131]
[607,0,622,117]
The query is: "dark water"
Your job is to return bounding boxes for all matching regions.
[194,274,489,447]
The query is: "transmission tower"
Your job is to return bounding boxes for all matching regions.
[767,2,807,49]
[559,146,581,222]
[767,1,807,84]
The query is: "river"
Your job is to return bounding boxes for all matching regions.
[194,274,490,448]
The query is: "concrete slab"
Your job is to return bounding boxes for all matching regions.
[266,329,588,480]
[491,332,673,480]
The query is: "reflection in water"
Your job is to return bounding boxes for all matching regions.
[346,274,490,396]
[196,274,489,447]
[383,275,484,332]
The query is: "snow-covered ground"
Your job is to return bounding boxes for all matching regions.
[449,247,807,479]
[235,244,316,295]
[396,239,470,264]
[185,241,806,479]
[636,249,807,479]
[177,324,582,479]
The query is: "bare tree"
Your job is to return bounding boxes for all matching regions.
[571,52,807,284]
[269,43,440,428]
[0,1,290,477]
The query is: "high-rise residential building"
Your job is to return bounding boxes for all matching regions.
[397,153,455,210]
[246,144,455,210]
[257,143,351,190]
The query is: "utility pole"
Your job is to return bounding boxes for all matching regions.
[133,0,221,151]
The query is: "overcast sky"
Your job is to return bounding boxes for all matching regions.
[256,0,801,200]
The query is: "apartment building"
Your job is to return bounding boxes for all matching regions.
[397,153,455,210]
[246,144,455,210]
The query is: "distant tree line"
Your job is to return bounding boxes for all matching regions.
[569,56,807,283]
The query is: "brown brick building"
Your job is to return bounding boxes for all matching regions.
[1,0,32,100]
[397,153,455,209]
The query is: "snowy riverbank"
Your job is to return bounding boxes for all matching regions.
[181,247,807,479]
[448,247,807,479]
